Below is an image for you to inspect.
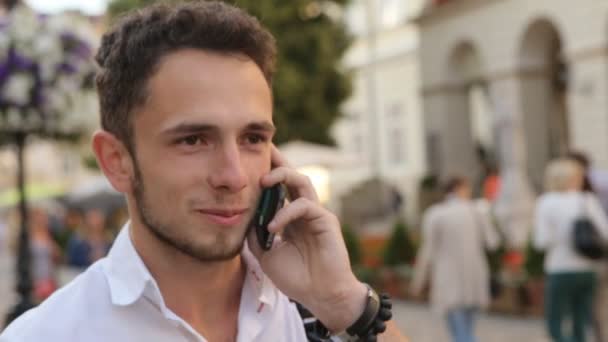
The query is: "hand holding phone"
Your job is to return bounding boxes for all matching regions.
[251,183,286,250]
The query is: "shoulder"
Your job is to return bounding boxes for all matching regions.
[0,262,111,341]
[423,203,444,219]
[536,192,559,209]
[584,193,605,211]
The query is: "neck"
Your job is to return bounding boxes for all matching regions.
[129,215,246,338]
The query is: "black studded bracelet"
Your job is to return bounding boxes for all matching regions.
[294,285,393,342]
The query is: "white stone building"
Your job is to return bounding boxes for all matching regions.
[331,0,427,224]
[417,0,608,192]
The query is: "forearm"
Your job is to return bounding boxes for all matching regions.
[311,280,408,341]
[310,280,368,333]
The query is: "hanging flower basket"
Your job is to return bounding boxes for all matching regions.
[0,5,97,136]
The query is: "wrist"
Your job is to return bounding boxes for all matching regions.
[309,279,368,333]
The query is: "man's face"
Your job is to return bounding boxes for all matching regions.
[130,49,274,262]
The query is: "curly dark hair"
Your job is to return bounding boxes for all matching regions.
[95,1,277,153]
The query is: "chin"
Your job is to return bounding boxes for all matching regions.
[185,229,248,262]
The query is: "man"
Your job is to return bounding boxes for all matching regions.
[1,2,405,341]
[411,177,499,342]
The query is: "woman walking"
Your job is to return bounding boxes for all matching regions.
[534,158,608,342]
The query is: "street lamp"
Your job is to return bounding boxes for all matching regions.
[0,4,96,325]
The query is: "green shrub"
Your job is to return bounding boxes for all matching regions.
[342,224,362,266]
[524,237,545,279]
[353,265,379,288]
[382,220,416,266]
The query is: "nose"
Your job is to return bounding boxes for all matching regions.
[207,142,248,193]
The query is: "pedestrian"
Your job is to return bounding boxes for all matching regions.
[66,209,111,268]
[534,158,608,342]
[0,2,406,341]
[567,152,608,342]
[482,164,501,203]
[411,176,500,342]
[28,207,60,303]
[52,208,83,256]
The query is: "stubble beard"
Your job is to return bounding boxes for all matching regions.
[131,157,246,262]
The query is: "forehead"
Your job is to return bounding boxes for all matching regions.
[135,49,273,133]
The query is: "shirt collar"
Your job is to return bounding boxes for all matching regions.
[241,241,277,310]
[102,222,277,310]
[102,222,154,307]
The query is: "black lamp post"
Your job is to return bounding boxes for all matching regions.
[4,129,34,325]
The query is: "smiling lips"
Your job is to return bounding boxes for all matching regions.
[197,208,248,227]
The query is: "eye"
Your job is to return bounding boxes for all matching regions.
[177,135,206,146]
[245,134,268,145]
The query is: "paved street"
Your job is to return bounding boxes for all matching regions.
[393,301,549,342]
[0,250,549,341]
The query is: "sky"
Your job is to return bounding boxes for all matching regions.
[24,0,108,16]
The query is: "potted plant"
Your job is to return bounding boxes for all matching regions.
[379,220,416,298]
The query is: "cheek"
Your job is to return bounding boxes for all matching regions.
[139,156,201,202]
[244,153,271,182]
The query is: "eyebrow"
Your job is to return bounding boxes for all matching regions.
[161,120,276,136]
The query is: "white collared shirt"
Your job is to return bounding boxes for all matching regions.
[0,223,308,342]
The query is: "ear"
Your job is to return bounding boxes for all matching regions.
[91,130,134,194]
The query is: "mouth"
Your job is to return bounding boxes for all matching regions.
[196,208,249,227]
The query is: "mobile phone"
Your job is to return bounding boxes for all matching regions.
[251,183,286,250]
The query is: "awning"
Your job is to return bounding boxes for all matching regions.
[0,182,66,207]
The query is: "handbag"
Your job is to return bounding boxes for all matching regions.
[572,194,605,260]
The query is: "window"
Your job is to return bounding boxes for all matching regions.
[386,102,406,164]
[390,128,404,164]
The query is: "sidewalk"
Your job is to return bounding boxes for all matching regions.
[392,301,549,342]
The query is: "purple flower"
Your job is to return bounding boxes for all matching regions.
[8,49,35,70]
[0,63,9,84]
[58,62,77,74]
[0,5,96,132]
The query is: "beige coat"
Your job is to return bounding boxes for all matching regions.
[411,197,500,315]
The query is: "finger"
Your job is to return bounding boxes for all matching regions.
[267,197,325,234]
[271,144,291,168]
[262,166,319,202]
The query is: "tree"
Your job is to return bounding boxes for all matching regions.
[107,0,352,146]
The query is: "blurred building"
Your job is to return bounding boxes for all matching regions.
[331,0,427,229]
[417,0,608,192]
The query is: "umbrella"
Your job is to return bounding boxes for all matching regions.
[64,177,125,215]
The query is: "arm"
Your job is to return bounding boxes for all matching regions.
[410,208,436,295]
[533,196,552,251]
[248,146,406,340]
[587,194,608,240]
[476,200,500,251]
